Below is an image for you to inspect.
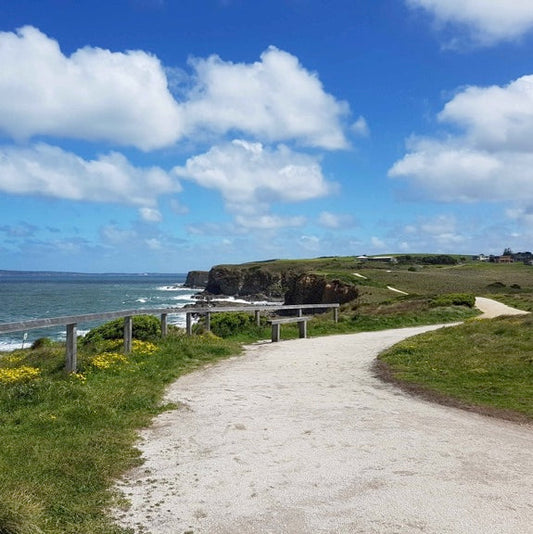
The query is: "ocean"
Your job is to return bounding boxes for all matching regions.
[0,271,197,351]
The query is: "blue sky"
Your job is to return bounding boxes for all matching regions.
[2,0,533,272]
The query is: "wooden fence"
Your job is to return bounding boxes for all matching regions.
[0,303,339,372]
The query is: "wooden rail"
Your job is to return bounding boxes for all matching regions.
[0,303,339,372]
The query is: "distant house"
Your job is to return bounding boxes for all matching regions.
[496,255,514,264]
[474,254,489,262]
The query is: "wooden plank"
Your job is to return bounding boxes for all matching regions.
[124,316,132,354]
[65,323,77,373]
[161,313,168,337]
[268,317,310,325]
[0,304,339,334]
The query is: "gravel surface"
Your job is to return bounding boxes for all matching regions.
[115,318,533,534]
[475,296,530,318]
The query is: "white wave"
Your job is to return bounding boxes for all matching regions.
[156,284,187,291]
[136,298,148,303]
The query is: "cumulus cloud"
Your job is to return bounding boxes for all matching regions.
[182,47,350,149]
[389,74,533,207]
[406,0,533,46]
[0,27,349,151]
[0,143,180,208]
[0,26,183,150]
[174,139,335,214]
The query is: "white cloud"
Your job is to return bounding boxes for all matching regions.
[370,236,386,249]
[406,0,533,46]
[0,27,350,151]
[0,26,183,150]
[139,207,163,223]
[173,139,334,214]
[0,143,180,207]
[234,214,305,230]
[439,75,533,152]
[182,46,350,149]
[318,211,355,229]
[351,116,370,137]
[389,74,533,206]
[145,238,162,249]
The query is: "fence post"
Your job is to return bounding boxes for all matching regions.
[186,313,192,335]
[297,308,303,317]
[205,312,211,332]
[161,313,168,338]
[124,316,132,354]
[333,307,339,323]
[66,323,77,373]
[255,310,261,326]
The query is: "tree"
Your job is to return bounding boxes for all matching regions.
[503,247,513,256]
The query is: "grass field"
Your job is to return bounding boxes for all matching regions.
[378,315,533,423]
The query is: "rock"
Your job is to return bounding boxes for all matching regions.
[203,265,358,305]
[184,270,209,288]
[284,273,358,305]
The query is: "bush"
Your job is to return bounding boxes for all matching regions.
[208,312,258,338]
[81,315,161,345]
[430,293,475,308]
[30,338,52,350]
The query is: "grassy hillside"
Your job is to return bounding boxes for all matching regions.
[216,255,533,305]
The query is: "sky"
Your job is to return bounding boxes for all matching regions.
[2,0,533,273]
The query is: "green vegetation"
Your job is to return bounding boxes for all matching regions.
[2,254,533,532]
[0,330,240,534]
[378,315,533,422]
[81,315,162,345]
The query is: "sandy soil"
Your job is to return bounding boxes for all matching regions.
[115,319,533,533]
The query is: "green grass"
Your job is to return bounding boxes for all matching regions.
[0,333,240,534]
[378,315,533,422]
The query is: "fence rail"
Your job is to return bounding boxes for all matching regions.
[0,303,339,372]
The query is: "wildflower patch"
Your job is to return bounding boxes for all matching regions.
[90,352,129,370]
[132,340,158,355]
[0,366,41,384]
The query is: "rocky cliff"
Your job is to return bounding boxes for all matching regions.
[184,270,209,288]
[203,264,358,305]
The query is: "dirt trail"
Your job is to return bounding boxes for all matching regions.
[475,296,530,318]
[115,323,533,534]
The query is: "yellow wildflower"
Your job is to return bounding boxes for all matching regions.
[131,340,158,355]
[91,352,129,370]
[0,366,41,384]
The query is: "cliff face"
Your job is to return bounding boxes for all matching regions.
[284,273,359,305]
[205,266,294,300]
[184,270,209,288]
[204,265,358,304]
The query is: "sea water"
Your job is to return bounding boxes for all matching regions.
[0,272,195,350]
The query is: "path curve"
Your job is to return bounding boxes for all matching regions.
[475,296,530,318]
[115,325,532,534]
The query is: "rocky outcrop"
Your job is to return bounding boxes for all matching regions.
[205,266,295,300]
[184,270,209,289]
[203,265,358,305]
[284,273,359,305]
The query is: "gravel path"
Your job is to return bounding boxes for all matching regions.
[475,296,530,318]
[115,321,533,534]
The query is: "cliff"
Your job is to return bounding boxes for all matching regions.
[184,270,209,288]
[203,263,358,305]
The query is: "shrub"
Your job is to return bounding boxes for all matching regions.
[30,338,52,350]
[208,312,258,338]
[431,293,475,308]
[82,315,160,345]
